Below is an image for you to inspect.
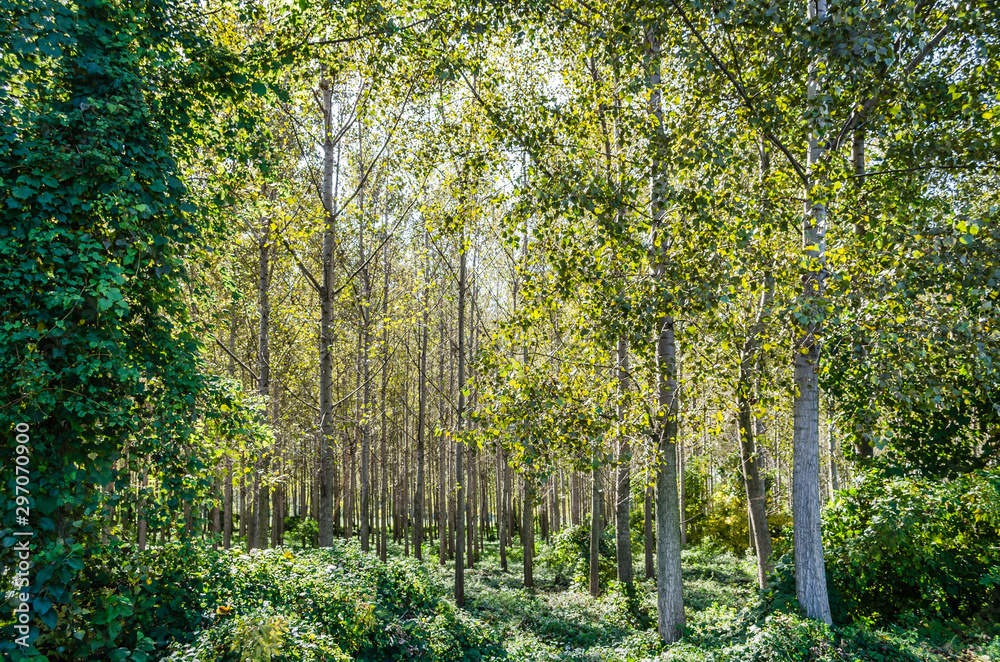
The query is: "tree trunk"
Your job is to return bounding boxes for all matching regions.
[571,472,581,525]
[649,29,685,644]
[655,318,685,642]
[381,249,391,563]
[317,70,339,548]
[738,277,775,589]
[500,450,510,571]
[644,483,653,579]
[224,456,233,549]
[739,392,774,589]
[137,469,148,551]
[359,216,372,554]
[523,481,534,588]
[415,238,427,560]
[828,422,840,494]
[255,203,272,551]
[793,0,833,625]
[589,462,602,597]
[614,337,633,590]
[455,244,467,606]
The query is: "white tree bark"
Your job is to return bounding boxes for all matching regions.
[648,28,685,644]
[793,0,833,624]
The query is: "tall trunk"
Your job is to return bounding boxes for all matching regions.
[137,469,148,551]
[404,392,411,557]
[828,422,840,494]
[523,481,534,588]
[211,485,221,550]
[571,472,581,525]
[738,277,775,589]
[455,245,467,606]
[359,204,372,553]
[678,433,686,546]
[649,29,684,642]
[223,456,233,549]
[644,483,653,579]
[439,311,448,565]
[654,319,685,642]
[614,337,633,590]
[381,247,391,563]
[466,281,477,568]
[240,454,247,541]
[851,126,873,460]
[415,236,427,560]
[318,70,339,548]
[224,307,237,549]
[500,449,510,570]
[794,0,834,625]
[589,462,601,597]
[255,206,272,551]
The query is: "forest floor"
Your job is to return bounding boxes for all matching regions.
[416,542,999,662]
[154,537,1000,662]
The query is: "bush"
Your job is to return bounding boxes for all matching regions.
[823,469,1000,624]
[5,541,504,661]
[282,519,318,549]
[536,523,615,590]
[0,540,214,661]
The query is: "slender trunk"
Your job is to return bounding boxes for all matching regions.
[223,456,233,549]
[678,433,686,546]
[359,222,371,554]
[137,469,148,551]
[523,481,534,588]
[648,29,685,644]
[380,251,391,563]
[455,245,467,606]
[499,450,510,571]
[224,307,236,549]
[829,422,840,494]
[318,71,339,547]
[466,283,477,568]
[655,318,685,642]
[439,311,448,565]
[851,128,874,460]
[644,483,653,579]
[739,390,774,589]
[614,337,633,589]
[793,0,833,625]
[571,472,581,525]
[738,277,775,589]
[255,205,272,551]
[589,462,601,597]
[240,454,247,541]
[415,235,427,560]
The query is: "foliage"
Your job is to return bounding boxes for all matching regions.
[536,524,616,591]
[0,0,257,654]
[1,541,505,661]
[282,518,318,549]
[823,470,1000,625]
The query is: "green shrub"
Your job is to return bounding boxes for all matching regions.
[6,541,503,661]
[1,541,214,661]
[536,524,615,590]
[823,469,1000,624]
[283,519,318,549]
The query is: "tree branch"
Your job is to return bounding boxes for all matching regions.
[669,0,808,184]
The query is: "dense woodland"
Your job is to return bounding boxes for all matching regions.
[2,0,999,660]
